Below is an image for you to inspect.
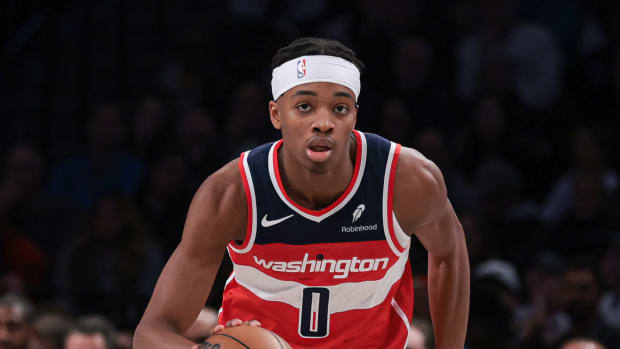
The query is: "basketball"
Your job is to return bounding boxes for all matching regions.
[199,326,293,349]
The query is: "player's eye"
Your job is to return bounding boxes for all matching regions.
[296,103,311,112]
[334,105,349,114]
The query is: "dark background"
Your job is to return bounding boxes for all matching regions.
[1,1,619,348]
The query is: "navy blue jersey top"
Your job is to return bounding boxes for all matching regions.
[220,130,413,349]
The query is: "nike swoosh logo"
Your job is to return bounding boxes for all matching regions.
[261,214,294,228]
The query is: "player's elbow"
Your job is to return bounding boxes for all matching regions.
[133,321,149,349]
[133,317,169,349]
[433,214,468,262]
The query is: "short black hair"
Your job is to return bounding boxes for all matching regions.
[0,293,35,323]
[271,37,364,73]
[66,315,117,349]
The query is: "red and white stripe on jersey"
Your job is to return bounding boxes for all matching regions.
[228,248,409,314]
[229,151,257,253]
[229,241,398,285]
[383,142,410,256]
[220,244,412,349]
[267,130,367,223]
[220,275,412,348]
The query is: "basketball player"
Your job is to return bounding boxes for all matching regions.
[134,38,470,349]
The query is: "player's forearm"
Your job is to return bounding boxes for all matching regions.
[134,318,198,349]
[427,230,470,349]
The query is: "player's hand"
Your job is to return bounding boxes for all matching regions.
[209,319,262,336]
[192,320,263,348]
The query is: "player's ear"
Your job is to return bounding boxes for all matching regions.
[269,100,282,130]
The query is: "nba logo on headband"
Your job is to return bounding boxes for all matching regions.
[297,59,307,78]
[272,55,361,101]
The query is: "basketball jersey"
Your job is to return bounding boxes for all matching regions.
[219,130,414,349]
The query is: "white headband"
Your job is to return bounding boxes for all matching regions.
[271,55,361,102]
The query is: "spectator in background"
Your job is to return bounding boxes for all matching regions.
[224,81,276,157]
[139,152,192,255]
[597,234,620,348]
[391,37,455,131]
[54,195,164,330]
[0,293,34,349]
[520,0,582,52]
[542,126,618,256]
[0,145,44,219]
[473,159,540,266]
[130,96,171,166]
[28,313,72,349]
[0,143,76,272]
[543,126,617,224]
[411,275,430,323]
[456,0,562,109]
[47,103,145,211]
[474,259,522,308]
[571,3,620,108]
[467,274,518,349]
[459,213,490,266]
[455,94,554,196]
[612,46,620,109]
[0,145,48,296]
[516,251,570,349]
[377,98,414,146]
[357,0,427,39]
[560,338,605,349]
[176,107,222,191]
[472,259,522,348]
[453,95,516,177]
[63,315,116,349]
[561,258,605,345]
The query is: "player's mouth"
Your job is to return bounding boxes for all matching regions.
[306,137,335,163]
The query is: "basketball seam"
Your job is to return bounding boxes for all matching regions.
[211,333,251,349]
[268,330,286,349]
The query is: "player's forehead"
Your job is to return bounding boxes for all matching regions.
[284,82,355,101]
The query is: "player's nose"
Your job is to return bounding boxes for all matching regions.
[312,108,334,134]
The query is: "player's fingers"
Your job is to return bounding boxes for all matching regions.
[243,320,262,327]
[226,318,243,327]
[210,324,224,336]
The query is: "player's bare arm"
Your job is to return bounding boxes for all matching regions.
[134,159,247,349]
[393,147,470,349]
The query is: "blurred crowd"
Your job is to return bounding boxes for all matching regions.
[1,0,620,348]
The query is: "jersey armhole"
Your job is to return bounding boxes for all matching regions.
[229,151,257,253]
[383,143,410,255]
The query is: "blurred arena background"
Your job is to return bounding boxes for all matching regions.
[1,1,619,348]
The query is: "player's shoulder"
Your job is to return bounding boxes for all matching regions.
[179,157,247,252]
[396,146,444,192]
[194,157,245,213]
[182,156,248,243]
[393,146,448,229]
[206,157,242,185]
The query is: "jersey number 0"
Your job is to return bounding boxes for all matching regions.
[299,287,329,338]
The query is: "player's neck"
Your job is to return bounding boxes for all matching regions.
[278,138,356,211]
